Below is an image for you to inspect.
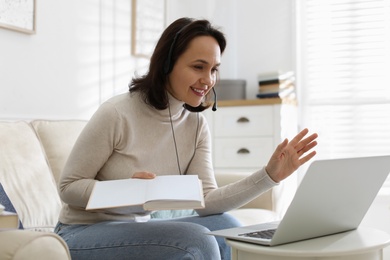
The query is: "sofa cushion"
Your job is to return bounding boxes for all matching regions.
[0,121,61,231]
[31,120,87,186]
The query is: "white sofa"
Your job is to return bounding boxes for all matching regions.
[0,120,296,259]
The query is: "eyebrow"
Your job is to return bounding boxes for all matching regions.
[194,59,221,67]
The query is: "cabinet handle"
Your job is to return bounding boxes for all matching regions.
[237,117,250,123]
[237,148,250,154]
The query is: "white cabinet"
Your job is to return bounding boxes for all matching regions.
[205,99,298,173]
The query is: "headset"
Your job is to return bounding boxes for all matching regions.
[164,23,189,75]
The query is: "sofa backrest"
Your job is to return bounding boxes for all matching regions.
[31,120,87,186]
[0,121,62,231]
[0,120,87,231]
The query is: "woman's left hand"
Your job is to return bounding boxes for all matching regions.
[131,171,156,179]
[266,128,318,183]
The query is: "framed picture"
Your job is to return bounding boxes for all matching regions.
[0,0,36,34]
[131,0,166,58]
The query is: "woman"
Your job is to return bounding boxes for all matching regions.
[55,17,318,260]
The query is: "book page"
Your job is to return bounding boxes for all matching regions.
[86,178,148,210]
[146,175,202,202]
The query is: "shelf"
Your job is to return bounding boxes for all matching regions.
[218,98,297,107]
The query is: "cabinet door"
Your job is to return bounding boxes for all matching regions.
[214,137,273,168]
[213,106,274,137]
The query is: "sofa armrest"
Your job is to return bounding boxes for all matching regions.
[0,230,71,260]
[214,171,297,219]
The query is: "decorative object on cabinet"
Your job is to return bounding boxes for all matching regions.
[257,71,296,99]
[0,0,36,34]
[215,79,246,100]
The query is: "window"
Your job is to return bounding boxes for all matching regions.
[297,0,390,166]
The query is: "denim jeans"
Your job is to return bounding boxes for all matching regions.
[54,213,241,260]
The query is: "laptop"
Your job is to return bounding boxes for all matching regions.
[208,155,390,246]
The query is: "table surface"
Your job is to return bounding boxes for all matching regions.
[226,227,390,257]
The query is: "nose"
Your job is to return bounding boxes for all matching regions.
[201,72,215,88]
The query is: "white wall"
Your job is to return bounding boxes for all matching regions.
[0,0,292,120]
[0,0,149,120]
[0,0,293,121]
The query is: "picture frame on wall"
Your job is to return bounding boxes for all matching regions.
[131,0,166,58]
[0,0,36,34]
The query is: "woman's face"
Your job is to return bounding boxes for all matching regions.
[167,36,221,107]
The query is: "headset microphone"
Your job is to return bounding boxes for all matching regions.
[212,88,218,112]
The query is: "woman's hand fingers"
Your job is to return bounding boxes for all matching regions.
[266,129,318,183]
[295,133,318,154]
[132,172,156,179]
[299,150,317,165]
[297,138,317,157]
[289,128,310,147]
[293,130,318,165]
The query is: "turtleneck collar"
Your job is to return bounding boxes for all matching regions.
[166,91,186,120]
[137,91,186,122]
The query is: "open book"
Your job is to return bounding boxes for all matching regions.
[86,175,204,212]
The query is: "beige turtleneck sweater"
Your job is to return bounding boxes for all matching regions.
[58,91,277,224]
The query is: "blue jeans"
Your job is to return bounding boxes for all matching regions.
[54,213,241,260]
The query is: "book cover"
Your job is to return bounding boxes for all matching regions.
[86,175,205,212]
[0,211,19,230]
[258,81,295,93]
[256,87,295,99]
[257,71,294,84]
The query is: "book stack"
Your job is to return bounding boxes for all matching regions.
[0,204,20,231]
[256,71,295,99]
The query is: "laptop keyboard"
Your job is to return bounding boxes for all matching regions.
[239,229,276,239]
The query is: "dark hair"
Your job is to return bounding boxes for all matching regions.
[129,17,226,112]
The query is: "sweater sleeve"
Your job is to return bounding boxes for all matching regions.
[58,102,122,208]
[196,167,278,216]
[187,114,278,217]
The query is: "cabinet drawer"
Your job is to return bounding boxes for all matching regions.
[214,137,273,168]
[213,106,274,137]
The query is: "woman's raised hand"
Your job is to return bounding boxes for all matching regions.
[265,128,318,183]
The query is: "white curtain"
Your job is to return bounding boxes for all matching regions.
[297,0,390,164]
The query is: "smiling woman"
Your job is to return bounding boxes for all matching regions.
[130,17,226,112]
[54,17,317,260]
[167,35,221,108]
